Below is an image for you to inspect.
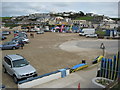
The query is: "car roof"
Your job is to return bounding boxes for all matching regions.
[4,41,17,44]
[6,54,24,61]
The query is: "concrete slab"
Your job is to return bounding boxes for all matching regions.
[33,64,101,88]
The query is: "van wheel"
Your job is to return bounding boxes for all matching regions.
[12,47,16,50]
[13,75,18,84]
[3,66,6,73]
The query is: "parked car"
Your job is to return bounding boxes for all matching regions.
[44,30,52,32]
[13,30,20,33]
[73,30,80,33]
[36,31,44,34]
[2,31,11,35]
[18,32,28,38]
[2,54,37,83]
[0,84,5,89]
[1,36,7,40]
[29,29,37,32]
[0,41,20,50]
[86,34,97,38]
[13,34,28,40]
[79,33,86,36]
[12,37,29,44]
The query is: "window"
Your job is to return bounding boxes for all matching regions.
[4,57,11,66]
[12,59,29,67]
[9,42,13,45]
[4,42,9,45]
[10,42,16,45]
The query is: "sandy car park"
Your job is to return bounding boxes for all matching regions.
[1,31,118,88]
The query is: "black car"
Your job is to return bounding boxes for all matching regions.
[1,36,7,40]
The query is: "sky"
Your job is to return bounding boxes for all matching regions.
[2,0,119,2]
[1,1,119,18]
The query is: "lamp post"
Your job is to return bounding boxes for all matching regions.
[100,43,105,56]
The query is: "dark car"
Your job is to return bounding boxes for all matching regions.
[2,31,11,35]
[13,30,20,33]
[0,84,5,89]
[1,36,7,40]
[0,41,20,50]
[16,32,28,39]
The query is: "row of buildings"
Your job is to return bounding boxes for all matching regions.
[2,12,120,30]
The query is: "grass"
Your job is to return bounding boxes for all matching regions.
[75,16,93,20]
[4,24,19,29]
[0,17,12,20]
[110,18,120,21]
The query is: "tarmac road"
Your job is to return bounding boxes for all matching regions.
[76,39,118,54]
[59,39,118,58]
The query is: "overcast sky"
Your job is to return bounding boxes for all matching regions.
[1,2,119,18]
[2,0,119,2]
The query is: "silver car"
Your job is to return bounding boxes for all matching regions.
[12,37,30,44]
[2,54,37,83]
[86,34,98,38]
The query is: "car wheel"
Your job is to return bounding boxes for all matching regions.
[3,66,6,73]
[12,47,16,50]
[13,75,18,84]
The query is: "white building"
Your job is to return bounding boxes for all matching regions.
[102,19,115,24]
[72,20,92,27]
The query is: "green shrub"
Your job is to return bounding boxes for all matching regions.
[96,30,106,36]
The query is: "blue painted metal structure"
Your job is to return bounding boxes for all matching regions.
[99,52,120,80]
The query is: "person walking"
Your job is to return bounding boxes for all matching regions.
[19,40,24,49]
[21,41,24,49]
[30,33,34,38]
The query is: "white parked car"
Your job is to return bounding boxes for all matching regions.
[12,37,30,44]
[2,54,37,83]
[30,29,37,32]
[79,33,86,36]
[86,34,97,38]
[22,38,29,43]
[36,31,44,34]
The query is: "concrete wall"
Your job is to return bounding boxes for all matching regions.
[18,72,61,88]
[18,69,70,88]
[66,69,70,76]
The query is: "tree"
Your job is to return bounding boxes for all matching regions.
[78,11,85,16]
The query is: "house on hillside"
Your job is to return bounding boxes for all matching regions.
[102,19,115,24]
[72,20,92,28]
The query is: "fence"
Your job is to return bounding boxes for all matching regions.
[99,52,120,81]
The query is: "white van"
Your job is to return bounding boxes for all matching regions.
[79,28,95,36]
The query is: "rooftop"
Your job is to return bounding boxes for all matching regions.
[6,54,24,61]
